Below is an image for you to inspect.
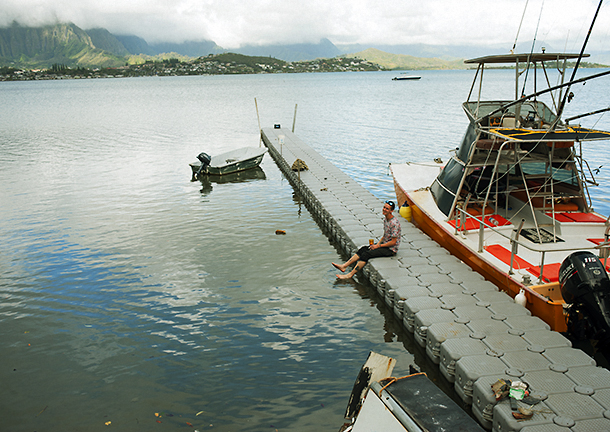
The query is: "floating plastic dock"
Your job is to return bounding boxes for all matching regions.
[261,127,610,431]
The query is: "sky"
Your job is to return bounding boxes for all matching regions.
[2,0,610,51]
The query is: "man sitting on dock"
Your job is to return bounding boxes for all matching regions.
[333,200,401,279]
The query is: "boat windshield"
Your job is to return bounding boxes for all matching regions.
[430,158,465,216]
[463,100,559,127]
[457,122,478,163]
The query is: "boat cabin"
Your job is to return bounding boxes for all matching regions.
[430,53,610,242]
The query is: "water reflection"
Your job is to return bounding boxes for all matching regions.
[196,167,267,194]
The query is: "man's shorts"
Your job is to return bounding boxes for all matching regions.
[356,245,395,262]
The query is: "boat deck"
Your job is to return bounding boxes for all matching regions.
[261,127,610,431]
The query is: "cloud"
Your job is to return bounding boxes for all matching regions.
[1,0,609,51]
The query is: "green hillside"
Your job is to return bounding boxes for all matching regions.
[0,23,126,69]
[86,28,130,56]
[352,48,467,70]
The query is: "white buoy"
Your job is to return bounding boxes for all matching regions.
[515,289,527,307]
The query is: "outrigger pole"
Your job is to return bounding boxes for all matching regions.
[479,68,610,122]
[566,107,610,124]
[554,0,604,124]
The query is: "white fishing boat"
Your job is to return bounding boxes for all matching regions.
[390,51,610,338]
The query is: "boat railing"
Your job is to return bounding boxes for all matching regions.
[453,206,610,284]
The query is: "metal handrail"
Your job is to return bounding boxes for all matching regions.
[453,206,610,284]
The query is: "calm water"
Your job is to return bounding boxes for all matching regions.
[2,69,610,431]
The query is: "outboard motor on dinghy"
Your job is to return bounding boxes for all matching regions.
[560,251,610,343]
[195,152,211,177]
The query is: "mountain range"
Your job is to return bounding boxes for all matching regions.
[0,22,347,69]
[1,22,609,70]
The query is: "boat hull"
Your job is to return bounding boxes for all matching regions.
[190,147,267,176]
[392,172,568,332]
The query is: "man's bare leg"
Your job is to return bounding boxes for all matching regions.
[336,260,365,279]
[332,253,360,273]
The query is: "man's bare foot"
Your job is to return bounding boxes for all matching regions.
[336,272,353,280]
[332,262,345,272]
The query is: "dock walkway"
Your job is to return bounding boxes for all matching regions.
[261,127,610,431]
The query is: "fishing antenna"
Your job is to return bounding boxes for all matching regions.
[511,0,530,53]
[555,0,604,125]
[520,0,545,98]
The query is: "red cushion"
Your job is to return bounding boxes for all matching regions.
[448,214,511,231]
[546,213,574,222]
[561,212,606,223]
[527,263,561,283]
[485,244,533,270]
[485,214,511,227]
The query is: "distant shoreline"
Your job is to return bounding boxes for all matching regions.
[2,53,607,82]
[0,55,386,82]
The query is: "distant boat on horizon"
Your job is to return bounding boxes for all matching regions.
[392,74,421,81]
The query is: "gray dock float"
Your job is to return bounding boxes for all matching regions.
[261,127,610,431]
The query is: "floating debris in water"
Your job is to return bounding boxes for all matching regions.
[36,406,48,417]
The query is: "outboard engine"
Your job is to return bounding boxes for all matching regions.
[195,152,211,177]
[560,251,610,344]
